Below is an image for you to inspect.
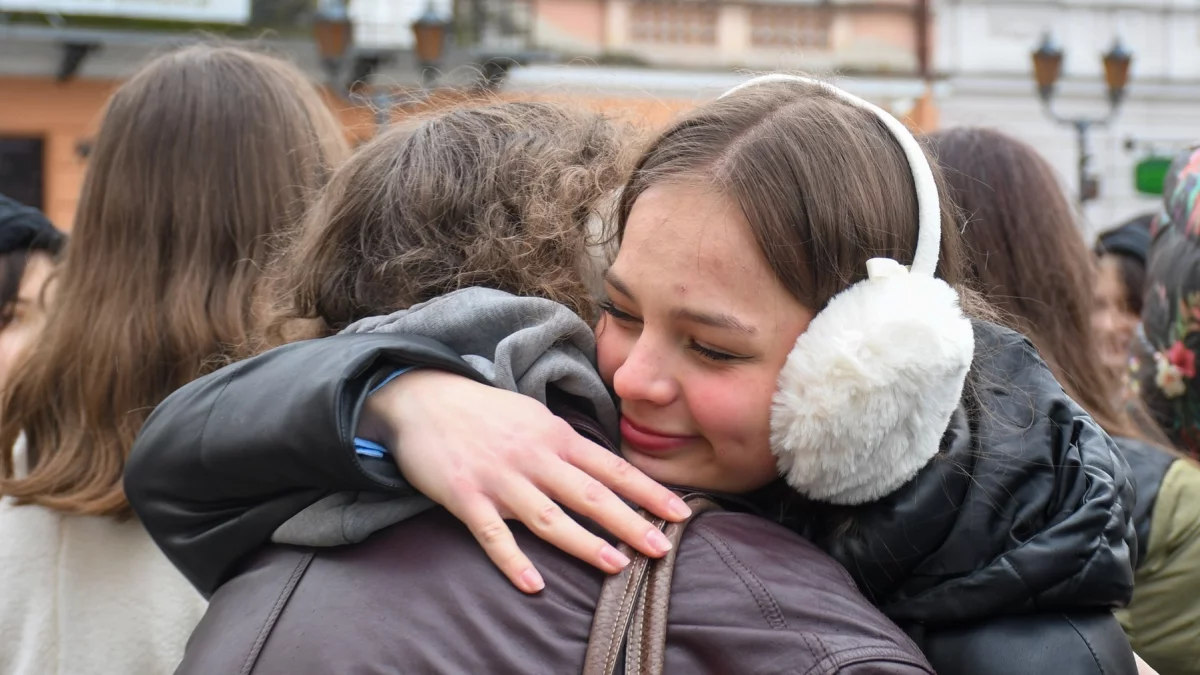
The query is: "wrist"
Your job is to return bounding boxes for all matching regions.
[357,368,462,450]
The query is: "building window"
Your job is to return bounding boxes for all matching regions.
[749,4,831,49]
[631,1,718,46]
[0,138,45,211]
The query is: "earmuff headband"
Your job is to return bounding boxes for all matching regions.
[719,74,940,278]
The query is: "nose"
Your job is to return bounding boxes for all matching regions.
[1093,308,1118,333]
[611,333,679,407]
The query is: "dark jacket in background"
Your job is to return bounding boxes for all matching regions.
[1134,146,1200,457]
[126,324,1138,675]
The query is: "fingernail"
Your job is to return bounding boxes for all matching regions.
[646,528,672,554]
[668,497,692,519]
[520,568,545,593]
[600,544,632,570]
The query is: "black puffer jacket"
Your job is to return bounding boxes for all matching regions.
[789,322,1136,625]
[126,323,1138,674]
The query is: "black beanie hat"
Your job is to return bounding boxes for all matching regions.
[1096,214,1154,264]
[0,193,65,257]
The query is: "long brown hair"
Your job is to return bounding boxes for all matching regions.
[617,79,975,313]
[926,127,1155,443]
[264,101,633,342]
[0,44,348,517]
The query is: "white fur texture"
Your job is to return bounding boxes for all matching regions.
[770,269,975,504]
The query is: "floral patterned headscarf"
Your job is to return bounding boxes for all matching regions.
[1132,146,1200,457]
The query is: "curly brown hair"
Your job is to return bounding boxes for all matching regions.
[263,100,636,343]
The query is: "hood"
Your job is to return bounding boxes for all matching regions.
[794,321,1136,625]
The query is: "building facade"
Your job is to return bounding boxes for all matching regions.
[1,0,938,227]
[0,0,484,228]
[497,0,937,131]
[934,0,1200,234]
[531,0,922,74]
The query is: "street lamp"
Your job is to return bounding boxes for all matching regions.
[412,1,451,87]
[312,0,352,87]
[1102,39,1132,107]
[1031,33,1063,103]
[312,0,452,129]
[1031,33,1133,204]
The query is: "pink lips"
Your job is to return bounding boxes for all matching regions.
[620,416,696,453]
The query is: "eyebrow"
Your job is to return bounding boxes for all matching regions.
[604,269,758,335]
[604,269,636,300]
[671,307,758,335]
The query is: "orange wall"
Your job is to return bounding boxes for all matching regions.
[0,77,117,229]
[534,0,607,50]
[0,75,689,230]
[0,76,382,230]
[846,8,919,54]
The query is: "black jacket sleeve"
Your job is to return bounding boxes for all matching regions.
[124,333,489,597]
[920,612,1138,675]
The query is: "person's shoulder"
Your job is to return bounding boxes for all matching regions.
[1149,457,1200,552]
[670,510,934,674]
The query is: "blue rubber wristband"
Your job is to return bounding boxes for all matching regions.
[353,367,415,458]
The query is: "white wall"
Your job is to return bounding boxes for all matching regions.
[934,0,1200,236]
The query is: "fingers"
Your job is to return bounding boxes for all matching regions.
[563,436,692,523]
[497,475,636,574]
[534,460,676,560]
[446,496,546,595]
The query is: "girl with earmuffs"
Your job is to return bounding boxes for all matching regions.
[127,76,1140,674]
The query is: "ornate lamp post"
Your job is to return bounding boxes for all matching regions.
[312,0,452,129]
[412,2,450,87]
[312,0,353,87]
[1031,33,1133,204]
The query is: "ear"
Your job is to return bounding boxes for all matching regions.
[769,265,975,504]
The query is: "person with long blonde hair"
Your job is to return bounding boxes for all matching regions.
[0,44,347,675]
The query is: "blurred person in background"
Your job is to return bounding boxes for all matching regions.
[1134,148,1200,462]
[0,44,347,675]
[929,127,1200,675]
[0,195,65,393]
[1094,214,1154,389]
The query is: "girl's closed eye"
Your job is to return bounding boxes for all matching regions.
[599,300,640,323]
[686,341,739,362]
[688,340,746,362]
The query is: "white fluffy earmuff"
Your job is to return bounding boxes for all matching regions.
[719,74,975,505]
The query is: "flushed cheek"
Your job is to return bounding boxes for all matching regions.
[683,375,777,472]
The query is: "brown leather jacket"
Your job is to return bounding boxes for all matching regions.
[178,504,934,675]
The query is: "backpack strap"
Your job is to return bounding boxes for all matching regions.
[583,494,722,675]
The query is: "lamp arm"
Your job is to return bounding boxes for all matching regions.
[1037,96,1071,126]
[1040,97,1114,130]
[1099,93,1128,126]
